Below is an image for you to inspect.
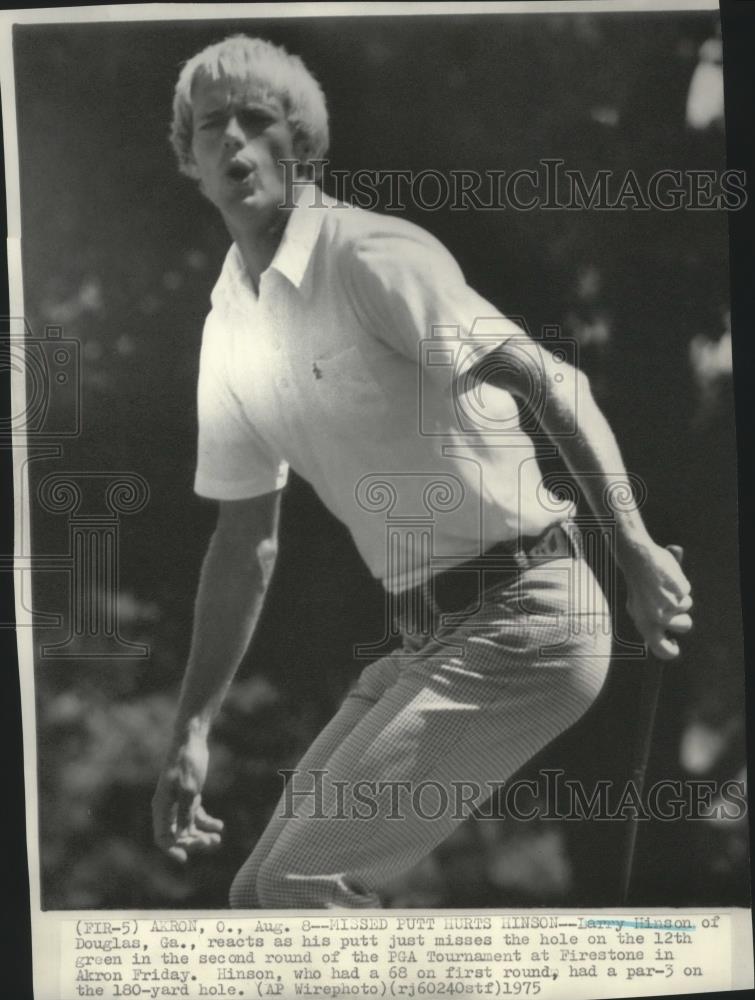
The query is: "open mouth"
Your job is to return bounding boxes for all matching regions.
[227,161,253,182]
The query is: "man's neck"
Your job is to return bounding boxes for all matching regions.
[224,205,292,295]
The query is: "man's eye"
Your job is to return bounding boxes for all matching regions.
[239,110,273,128]
[199,118,223,131]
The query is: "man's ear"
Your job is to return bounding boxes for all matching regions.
[183,157,207,196]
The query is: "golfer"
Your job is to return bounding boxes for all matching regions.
[152,35,693,909]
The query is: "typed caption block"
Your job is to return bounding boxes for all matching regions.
[59,912,739,1000]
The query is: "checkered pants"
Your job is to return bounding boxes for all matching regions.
[229,538,613,909]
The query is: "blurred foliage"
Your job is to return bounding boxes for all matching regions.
[12,11,748,909]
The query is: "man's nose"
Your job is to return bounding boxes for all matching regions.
[222,115,245,149]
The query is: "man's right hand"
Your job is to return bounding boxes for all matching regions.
[151,494,281,863]
[152,731,224,863]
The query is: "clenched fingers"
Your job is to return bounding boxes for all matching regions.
[664,612,693,634]
[676,592,693,613]
[643,624,680,660]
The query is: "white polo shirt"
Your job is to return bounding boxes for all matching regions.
[194,185,568,592]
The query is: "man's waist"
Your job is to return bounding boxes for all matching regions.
[428,519,581,612]
[389,520,582,642]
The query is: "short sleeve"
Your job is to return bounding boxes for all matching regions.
[344,225,522,379]
[193,311,289,501]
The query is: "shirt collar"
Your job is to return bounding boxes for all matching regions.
[214,183,334,312]
[267,182,335,289]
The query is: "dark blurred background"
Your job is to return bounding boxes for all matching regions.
[12,10,748,910]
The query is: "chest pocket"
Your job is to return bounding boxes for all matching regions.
[309,344,390,426]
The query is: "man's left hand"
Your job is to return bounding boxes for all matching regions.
[624,543,693,660]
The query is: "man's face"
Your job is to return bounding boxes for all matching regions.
[188,74,300,223]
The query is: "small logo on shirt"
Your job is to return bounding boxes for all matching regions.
[312,362,323,380]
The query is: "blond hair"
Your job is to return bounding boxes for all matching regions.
[170,34,329,177]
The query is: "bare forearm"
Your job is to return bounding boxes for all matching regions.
[478,344,653,566]
[171,531,270,745]
[541,369,653,569]
[153,495,281,860]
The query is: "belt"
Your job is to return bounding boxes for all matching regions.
[396,520,582,635]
